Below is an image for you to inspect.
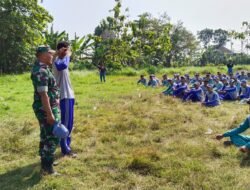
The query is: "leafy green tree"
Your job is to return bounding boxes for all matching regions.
[197,28,214,49]
[166,22,198,67]
[213,29,229,48]
[70,34,93,62]
[0,0,52,73]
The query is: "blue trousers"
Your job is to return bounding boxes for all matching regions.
[230,134,250,147]
[220,94,234,101]
[183,92,201,102]
[60,98,75,154]
[100,72,106,82]
[228,68,233,75]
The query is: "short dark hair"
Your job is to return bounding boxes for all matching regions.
[57,41,70,50]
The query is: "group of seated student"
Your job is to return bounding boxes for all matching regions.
[137,71,250,107]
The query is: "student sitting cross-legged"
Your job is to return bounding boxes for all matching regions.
[219,79,238,101]
[202,84,221,107]
[137,75,147,86]
[162,79,174,96]
[173,76,188,98]
[238,80,250,100]
[183,82,204,102]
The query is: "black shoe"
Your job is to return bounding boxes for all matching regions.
[41,159,60,175]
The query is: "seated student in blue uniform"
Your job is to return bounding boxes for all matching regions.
[201,79,209,96]
[217,72,223,81]
[173,76,188,98]
[238,80,250,100]
[137,75,147,86]
[233,77,242,93]
[202,84,221,107]
[148,74,158,87]
[205,73,214,86]
[190,73,201,85]
[220,79,238,101]
[161,74,169,87]
[238,71,248,81]
[216,113,250,153]
[213,77,223,92]
[247,72,250,81]
[184,74,190,84]
[183,82,204,102]
[173,73,181,84]
[162,79,174,96]
[218,78,229,95]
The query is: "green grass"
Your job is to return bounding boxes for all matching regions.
[1,66,250,189]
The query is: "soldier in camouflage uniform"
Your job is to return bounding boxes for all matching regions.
[31,46,60,175]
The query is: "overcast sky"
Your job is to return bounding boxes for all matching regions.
[41,0,250,51]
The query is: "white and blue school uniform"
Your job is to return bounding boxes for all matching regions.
[173,83,188,98]
[213,81,223,92]
[220,85,238,101]
[239,85,250,99]
[204,91,220,107]
[238,75,248,82]
[190,77,201,85]
[53,56,75,154]
[183,87,204,102]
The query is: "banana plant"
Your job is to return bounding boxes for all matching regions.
[70,34,94,62]
[43,26,69,49]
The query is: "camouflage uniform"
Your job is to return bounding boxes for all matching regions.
[31,61,60,167]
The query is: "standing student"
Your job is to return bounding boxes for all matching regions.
[227,59,234,75]
[98,63,107,82]
[53,41,76,157]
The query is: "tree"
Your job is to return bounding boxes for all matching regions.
[213,29,229,48]
[0,0,52,73]
[70,34,93,62]
[166,22,198,67]
[197,28,214,49]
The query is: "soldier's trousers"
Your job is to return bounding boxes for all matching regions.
[34,108,60,165]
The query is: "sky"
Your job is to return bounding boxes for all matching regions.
[41,0,250,52]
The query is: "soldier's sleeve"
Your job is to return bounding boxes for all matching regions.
[33,68,49,93]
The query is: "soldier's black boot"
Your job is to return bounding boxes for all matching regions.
[41,159,58,175]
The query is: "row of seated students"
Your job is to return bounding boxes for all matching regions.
[137,71,250,107]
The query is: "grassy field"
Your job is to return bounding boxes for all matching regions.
[1,66,250,190]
